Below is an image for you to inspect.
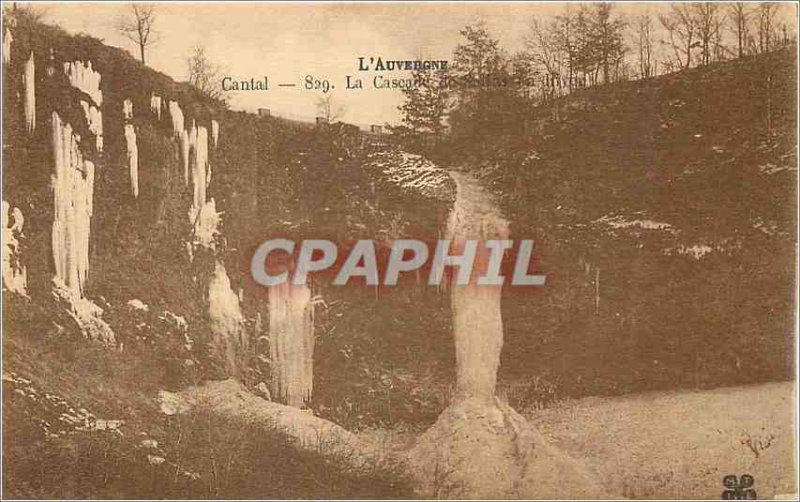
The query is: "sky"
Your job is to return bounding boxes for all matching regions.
[28,2,799,127]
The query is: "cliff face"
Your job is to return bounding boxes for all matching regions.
[1,11,312,386]
[2,11,453,416]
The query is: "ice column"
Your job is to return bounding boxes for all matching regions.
[268,280,314,407]
[24,51,35,133]
[122,98,133,120]
[124,124,138,198]
[150,93,162,120]
[80,100,103,152]
[208,261,246,375]
[3,27,12,65]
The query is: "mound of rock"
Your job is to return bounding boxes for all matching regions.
[406,397,612,499]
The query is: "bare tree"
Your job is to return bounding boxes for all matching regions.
[588,3,626,85]
[756,2,779,54]
[524,17,564,99]
[633,13,654,78]
[659,4,697,70]
[117,3,157,65]
[693,3,725,65]
[315,94,343,123]
[187,46,227,102]
[8,2,49,23]
[728,2,751,58]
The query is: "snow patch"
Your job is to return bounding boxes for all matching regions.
[366,151,455,201]
[759,163,795,175]
[752,217,781,236]
[594,215,673,232]
[674,244,713,259]
[160,311,188,332]
[127,299,149,312]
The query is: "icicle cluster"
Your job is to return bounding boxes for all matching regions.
[124,124,138,198]
[51,111,94,295]
[150,93,162,120]
[268,281,315,407]
[3,27,12,65]
[2,201,27,295]
[63,60,102,106]
[122,98,133,120]
[24,51,35,133]
[80,100,103,152]
[50,112,115,346]
[165,103,241,374]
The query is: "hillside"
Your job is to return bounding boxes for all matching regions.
[475,48,797,401]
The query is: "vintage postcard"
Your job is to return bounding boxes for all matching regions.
[1,1,798,499]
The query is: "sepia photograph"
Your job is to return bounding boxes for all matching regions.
[1,1,798,499]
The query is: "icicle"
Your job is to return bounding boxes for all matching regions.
[193,198,220,249]
[23,51,35,133]
[208,261,245,375]
[124,124,138,198]
[268,281,314,407]
[168,100,184,136]
[64,60,102,106]
[51,111,94,295]
[211,119,219,148]
[3,27,12,65]
[180,129,190,186]
[188,123,209,222]
[123,98,133,121]
[150,93,162,120]
[2,201,27,295]
[80,100,103,152]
